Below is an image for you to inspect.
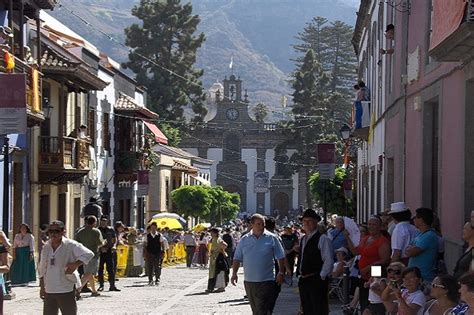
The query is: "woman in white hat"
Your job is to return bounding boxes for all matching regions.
[332,247,349,278]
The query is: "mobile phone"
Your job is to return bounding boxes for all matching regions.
[371,265,382,277]
[390,280,399,288]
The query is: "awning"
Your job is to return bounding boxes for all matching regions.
[143,121,168,145]
[190,174,210,186]
[430,0,467,50]
[172,160,198,173]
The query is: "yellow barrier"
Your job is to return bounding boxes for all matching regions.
[162,243,186,266]
[116,245,129,278]
[114,243,187,275]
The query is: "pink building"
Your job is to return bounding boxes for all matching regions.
[354,0,471,271]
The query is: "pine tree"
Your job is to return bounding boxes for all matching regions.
[287,49,331,168]
[288,17,357,151]
[293,17,331,69]
[325,21,358,94]
[123,0,207,122]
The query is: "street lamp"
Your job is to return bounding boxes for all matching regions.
[339,124,351,141]
[42,97,53,119]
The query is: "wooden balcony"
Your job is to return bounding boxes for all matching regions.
[16,60,44,124]
[0,53,44,124]
[115,150,143,176]
[430,1,474,62]
[38,136,90,183]
[0,0,58,14]
[351,101,370,140]
[31,0,58,10]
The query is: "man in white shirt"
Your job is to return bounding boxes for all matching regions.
[296,209,333,315]
[39,220,94,315]
[389,202,418,264]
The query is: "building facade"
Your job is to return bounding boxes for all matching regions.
[353,0,474,271]
[180,74,305,216]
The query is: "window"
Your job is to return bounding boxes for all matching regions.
[88,109,96,146]
[370,167,376,215]
[119,199,131,226]
[165,177,170,209]
[58,193,66,224]
[430,103,439,212]
[103,112,110,151]
[426,0,434,64]
[387,158,395,205]
[41,82,51,136]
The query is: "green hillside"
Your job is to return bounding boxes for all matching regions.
[51,0,356,115]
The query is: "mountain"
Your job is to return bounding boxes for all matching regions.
[50,0,356,118]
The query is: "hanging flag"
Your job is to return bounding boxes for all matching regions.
[368,112,376,144]
[229,56,233,69]
[4,51,14,72]
[342,143,350,168]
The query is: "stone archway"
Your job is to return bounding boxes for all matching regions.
[273,192,290,217]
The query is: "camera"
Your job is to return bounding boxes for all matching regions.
[390,280,399,288]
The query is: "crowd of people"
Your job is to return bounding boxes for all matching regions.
[201,202,474,315]
[0,198,473,314]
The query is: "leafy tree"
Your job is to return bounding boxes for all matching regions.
[159,122,181,147]
[253,102,269,123]
[170,185,212,219]
[205,186,240,225]
[170,185,240,224]
[308,166,354,217]
[123,0,207,122]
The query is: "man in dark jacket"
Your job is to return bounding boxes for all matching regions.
[143,222,165,286]
[296,209,333,315]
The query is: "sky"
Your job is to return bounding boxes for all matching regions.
[344,0,360,7]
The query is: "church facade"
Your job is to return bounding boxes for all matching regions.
[180,74,307,216]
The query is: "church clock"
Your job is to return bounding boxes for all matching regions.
[226,108,239,121]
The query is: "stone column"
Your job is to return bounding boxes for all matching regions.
[256,148,266,214]
[30,126,40,238]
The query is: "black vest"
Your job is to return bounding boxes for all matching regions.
[298,232,323,276]
[222,234,233,251]
[146,233,162,255]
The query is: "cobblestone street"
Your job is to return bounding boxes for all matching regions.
[5,264,343,315]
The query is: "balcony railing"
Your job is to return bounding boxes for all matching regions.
[351,101,371,140]
[39,136,89,170]
[14,58,42,115]
[0,52,43,120]
[115,151,143,174]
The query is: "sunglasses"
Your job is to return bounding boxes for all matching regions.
[48,229,63,234]
[432,283,445,289]
[387,269,401,275]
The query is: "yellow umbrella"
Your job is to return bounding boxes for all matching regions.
[150,217,183,230]
[193,222,211,232]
